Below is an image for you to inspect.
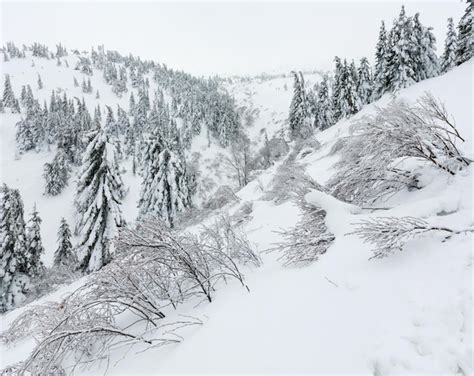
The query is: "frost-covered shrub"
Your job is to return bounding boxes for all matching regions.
[1,217,256,374]
[349,216,473,259]
[264,160,326,204]
[203,185,240,210]
[329,93,470,204]
[269,196,335,267]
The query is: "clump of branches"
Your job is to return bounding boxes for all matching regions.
[117,219,255,303]
[264,160,326,204]
[267,195,335,267]
[200,215,262,268]
[329,93,470,204]
[349,216,473,259]
[2,218,256,374]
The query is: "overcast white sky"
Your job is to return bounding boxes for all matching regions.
[1,1,467,76]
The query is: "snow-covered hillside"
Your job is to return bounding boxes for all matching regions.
[1,42,472,375]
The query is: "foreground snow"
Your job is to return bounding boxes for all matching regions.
[1,61,473,374]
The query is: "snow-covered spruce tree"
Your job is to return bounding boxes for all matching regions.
[315,74,333,130]
[53,218,76,269]
[24,204,45,277]
[441,17,458,73]
[0,185,29,312]
[3,74,16,108]
[336,59,360,118]
[73,77,79,87]
[412,13,439,81]
[455,0,473,66]
[331,56,344,121]
[37,74,43,90]
[43,148,70,196]
[0,99,4,113]
[75,126,126,273]
[357,57,373,106]
[288,71,309,138]
[116,105,130,135]
[373,21,389,100]
[139,140,191,227]
[385,6,417,91]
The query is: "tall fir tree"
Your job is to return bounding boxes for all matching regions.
[0,185,29,312]
[357,57,373,106]
[455,1,473,66]
[315,75,333,130]
[24,204,45,277]
[412,13,439,81]
[2,74,16,108]
[37,74,43,90]
[75,126,126,272]
[288,71,308,138]
[373,21,389,99]
[385,6,417,91]
[441,17,458,72]
[138,145,190,227]
[43,148,70,196]
[54,218,76,269]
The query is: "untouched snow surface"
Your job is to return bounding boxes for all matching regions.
[1,57,473,374]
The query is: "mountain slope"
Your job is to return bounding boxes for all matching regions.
[1,55,472,374]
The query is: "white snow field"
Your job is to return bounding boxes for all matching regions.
[1,54,473,374]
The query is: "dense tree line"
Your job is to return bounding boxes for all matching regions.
[289,2,473,138]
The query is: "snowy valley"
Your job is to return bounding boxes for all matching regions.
[0,2,473,375]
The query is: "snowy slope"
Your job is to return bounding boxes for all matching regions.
[1,57,473,375]
[0,53,232,265]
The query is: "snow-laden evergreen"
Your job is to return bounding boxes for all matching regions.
[441,17,457,73]
[373,21,389,99]
[314,74,333,130]
[2,74,16,108]
[139,135,190,227]
[43,148,70,196]
[385,6,417,91]
[74,126,126,273]
[356,57,373,106]
[288,71,309,138]
[24,204,45,277]
[455,1,473,66]
[0,185,29,312]
[53,218,76,269]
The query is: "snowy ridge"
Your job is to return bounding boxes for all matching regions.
[1,54,473,374]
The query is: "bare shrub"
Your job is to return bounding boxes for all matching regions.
[349,216,473,259]
[329,93,470,204]
[2,218,256,374]
[264,160,327,204]
[267,194,335,267]
[203,185,240,210]
[200,215,261,267]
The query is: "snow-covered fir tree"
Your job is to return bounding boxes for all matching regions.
[3,74,16,108]
[288,71,309,138]
[373,21,389,99]
[0,185,29,312]
[37,74,43,90]
[357,57,373,106]
[138,134,191,227]
[43,148,70,196]
[441,17,457,72]
[315,75,333,130]
[412,13,439,81]
[385,6,417,91]
[24,204,45,277]
[53,218,76,269]
[455,1,473,66]
[335,60,360,118]
[75,126,126,273]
